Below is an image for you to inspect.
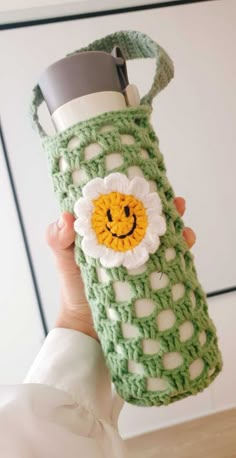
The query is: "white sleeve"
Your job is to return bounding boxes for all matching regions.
[0,328,127,458]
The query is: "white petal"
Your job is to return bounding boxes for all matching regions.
[142,231,160,253]
[146,208,161,220]
[100,248,124,268]
[81,237,104,259]
[104,172,129,194]
[143,192,162,213]
[147,215,167,236]
[74,197,93,218]
[127,176,149,200]
[123,245,149,269]
[82,177,106,200]
[74,217,91,237]
[156,215,167,235]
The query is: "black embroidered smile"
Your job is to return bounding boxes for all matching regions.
[106,205,137,239]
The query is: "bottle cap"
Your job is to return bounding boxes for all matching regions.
[38,47,129,114]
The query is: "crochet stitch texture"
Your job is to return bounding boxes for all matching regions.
[30,30,222,406]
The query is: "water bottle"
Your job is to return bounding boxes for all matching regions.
[30,30,222,406]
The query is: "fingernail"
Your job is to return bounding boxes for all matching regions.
[184,227,196,237]
[57,215,65,229]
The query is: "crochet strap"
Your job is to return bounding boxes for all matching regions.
[30,30,174,138]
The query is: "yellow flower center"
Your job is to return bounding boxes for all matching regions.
[91,191,148,252]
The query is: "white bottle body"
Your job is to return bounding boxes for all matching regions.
[52,91,127,132]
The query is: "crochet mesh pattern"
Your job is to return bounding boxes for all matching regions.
[30,31,222,406]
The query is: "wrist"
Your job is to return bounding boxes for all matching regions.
[55,311,99,341]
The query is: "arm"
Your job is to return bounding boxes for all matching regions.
[0,200,195,457]
[0,213,126,457]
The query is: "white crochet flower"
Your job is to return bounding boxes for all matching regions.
[74,172,166,269]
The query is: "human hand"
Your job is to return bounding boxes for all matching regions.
[46,197,195,340]
[174,197,196,248]
[46,212,98,340]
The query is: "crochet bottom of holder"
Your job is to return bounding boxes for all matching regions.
[113,359,221,407]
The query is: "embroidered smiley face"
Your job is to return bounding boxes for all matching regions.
[91,192,148,252]
[74,173,166,269]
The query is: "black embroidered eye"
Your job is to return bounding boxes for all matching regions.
[124,205,130,217]
[107,209,113,222]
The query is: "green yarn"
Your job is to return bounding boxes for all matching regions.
[30,30,222,406]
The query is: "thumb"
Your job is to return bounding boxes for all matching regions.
[46,212,76,253]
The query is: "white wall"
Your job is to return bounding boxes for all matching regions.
[0,0,176,25]
[0,142,44,383]
[0,0,175,13]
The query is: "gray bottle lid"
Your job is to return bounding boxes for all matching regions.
[38,46,129,114]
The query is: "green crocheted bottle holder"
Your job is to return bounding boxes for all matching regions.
[30,30,222,406]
